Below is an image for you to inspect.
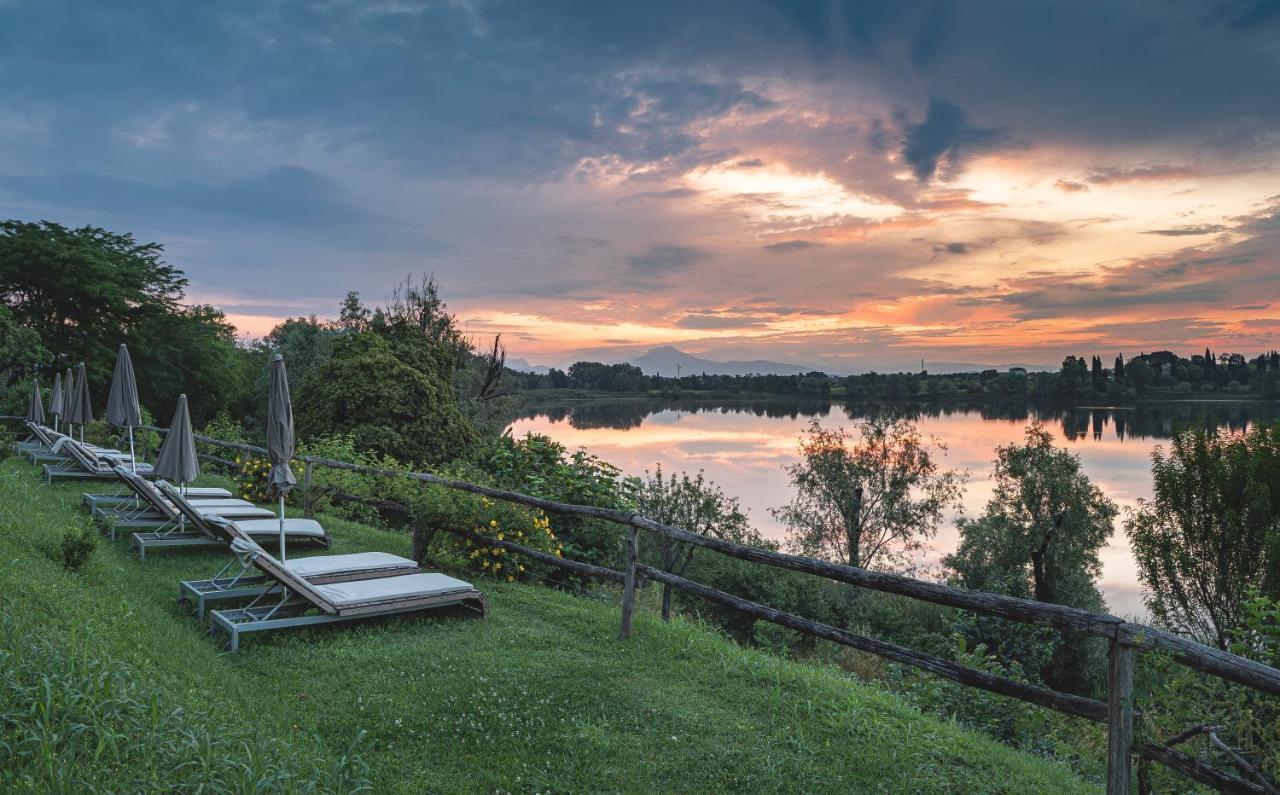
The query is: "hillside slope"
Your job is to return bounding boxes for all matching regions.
[0,456,1096,793]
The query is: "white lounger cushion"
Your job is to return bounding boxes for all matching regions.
[183,488,234,499]
[313,572,474,607]
[284,552,416,578]
[229,518,329,539]
[182,503,276,519]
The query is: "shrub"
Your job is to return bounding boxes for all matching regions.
[411,484,561,582]
[298,434,420,526]
[55,519,96,571]
[468,433,628,574]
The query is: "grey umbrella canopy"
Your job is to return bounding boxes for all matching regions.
[106,343,142,471]
[49,370,63,431]
[25,379,44,424]
[67,362,93,440]
[63,367,76,435]
[154,394,199,487]
[266,354,297,561]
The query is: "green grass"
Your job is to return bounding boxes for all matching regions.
[0,456,1097,793]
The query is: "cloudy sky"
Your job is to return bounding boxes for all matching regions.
[2,1,1278,370]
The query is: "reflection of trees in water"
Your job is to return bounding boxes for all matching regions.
[511,398,835,430]
[513,398,1279,438]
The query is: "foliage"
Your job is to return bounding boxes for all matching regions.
[775,416,965,571]
[0,616,370,792]
[890,634,1104,777]
[260,315,338,395]
[412,486,561,582]
[0,220,184,386]
[945,423,1114,693]
[1125,422,1280,649]
[0,458,1092,794]
[232,452,293,503]
[625,466,753,619]
[55,517,96,571]
[0,304,48,387]
[296,332,477,465]
[468,432,628,573]
[1135,591,1280,788]
[129,304,255,426]
[376,273,471,376]
[296,434,420,526]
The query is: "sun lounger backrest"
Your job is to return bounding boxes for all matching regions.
[29,423,54,445]
[215,519,338,615]
[112,467,180,520]
[153,480,218,536]
[63,438,106,472]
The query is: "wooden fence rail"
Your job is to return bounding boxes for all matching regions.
[121,421,1279,794]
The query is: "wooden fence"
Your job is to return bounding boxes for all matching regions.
[114,423,1275,793]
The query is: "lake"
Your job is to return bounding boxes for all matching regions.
[508,398,1279,619]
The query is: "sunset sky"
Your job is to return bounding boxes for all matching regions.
[2,1,1278,370]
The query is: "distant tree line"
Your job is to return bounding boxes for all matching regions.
[508,348,1280,401]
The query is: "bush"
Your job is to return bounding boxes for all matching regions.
[55,519,96,571]
[468,433,628,574]
[298,434,420,526]
[412,484,562,582]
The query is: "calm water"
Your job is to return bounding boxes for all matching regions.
[509,399,1279,619]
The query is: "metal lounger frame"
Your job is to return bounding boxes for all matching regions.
[209,586,487,652]
[179,560,420,619]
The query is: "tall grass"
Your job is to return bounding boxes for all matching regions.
[0,616,370,793]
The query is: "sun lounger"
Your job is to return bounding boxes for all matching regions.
[42,437,151,482]
[129,479,329,559]
[207,523,485,652]
[90,467,270,532]
[179,515,420,618]
[20,425,125,464]
[83,483,232,512]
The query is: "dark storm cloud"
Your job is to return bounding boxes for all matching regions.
[901,99,1004,182]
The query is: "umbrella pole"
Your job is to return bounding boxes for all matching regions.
[279,495,287,562]
[128,428,136,474]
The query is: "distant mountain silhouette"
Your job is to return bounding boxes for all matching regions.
[508,345,1059,377]
[506,357,550,375]
[631,346,815,377]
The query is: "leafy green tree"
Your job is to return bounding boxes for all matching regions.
[1125,423,1280,649]
[774,416,965,571]
[336,291,371,334]
[0,304,49,386]
[0,220,185,390]
[626,466,754,620]
[261,316,337,394]
[945,423,1115,693]
[129,305,256,426]
[295,332,476,465]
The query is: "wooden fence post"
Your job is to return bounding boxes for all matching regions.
[302,461,314,519]
[618,525,640,640]
[1107,630,1136,795]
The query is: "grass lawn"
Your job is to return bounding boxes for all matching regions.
[0,455,1097,793]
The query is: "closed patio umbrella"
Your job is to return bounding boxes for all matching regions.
[24,379,44,424]
[106,343,142,472]
[266,354,297,561]
[49,370,63,433]
[154,394,199,489]
[67,362,93,442]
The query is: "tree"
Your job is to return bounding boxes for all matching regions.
[336,291,371,333]
[773,416,965,571]
[0,304,49,386]
[379,273,470,375]
[1125,423,1280,649]
[1114,353,1125,380]
[295,332,476,465]
[129,305,256,426]
[0,220,185,391]
[627,466,754,620]
[262,316,336,395]
[945,423,1116,692]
